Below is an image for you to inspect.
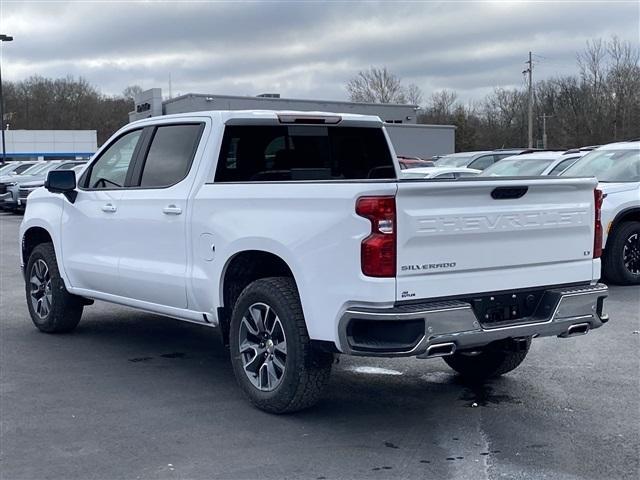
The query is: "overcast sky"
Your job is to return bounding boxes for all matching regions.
[1,1,638,104]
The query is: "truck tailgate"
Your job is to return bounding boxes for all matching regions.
[396,177,598,301]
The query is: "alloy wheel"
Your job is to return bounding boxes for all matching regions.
[30,259,52,319]
[238,302,287,392]
[623,232,640,276]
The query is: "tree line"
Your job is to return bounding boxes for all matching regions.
[2,77,141,145]
[2,35,637,152]
[347,36,640,151]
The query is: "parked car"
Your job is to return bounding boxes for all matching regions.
[401,166,481,179]
[563,146,598,155]
[397,155,435,169]
[561,140,640,285]
[16,163,87,210]
[0,162,45,208]
[435,151,492,168]
[480,152,562,176]
[480,151,591,177]
[1,161,85,211]
[21,110,608,413]
[544,151,590,176]
[0,161,39,177]
[436,149,538,171]
[0,161,45,183]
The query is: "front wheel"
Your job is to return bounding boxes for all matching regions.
[25,243,84,333]
[603,221,640,285]
[229,277,333,413]
[443,338,531,380]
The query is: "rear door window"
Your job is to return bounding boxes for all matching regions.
[214,125,395,182]
[139,124,203,188]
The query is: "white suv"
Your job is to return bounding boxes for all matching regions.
[562,141,640,284]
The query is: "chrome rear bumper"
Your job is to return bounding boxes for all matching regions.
[338,283,608,357]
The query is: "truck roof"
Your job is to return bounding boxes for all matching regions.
[129,110,384,127]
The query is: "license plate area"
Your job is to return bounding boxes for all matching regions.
[471,290,546,328]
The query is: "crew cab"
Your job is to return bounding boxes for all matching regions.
[20,111,609,413]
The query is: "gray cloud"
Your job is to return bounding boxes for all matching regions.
[2,1,638,103]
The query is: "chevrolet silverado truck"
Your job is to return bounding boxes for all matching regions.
[20,110,609,413]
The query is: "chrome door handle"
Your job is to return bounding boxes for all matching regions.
[162,205,182,215]
[101,203,117,213]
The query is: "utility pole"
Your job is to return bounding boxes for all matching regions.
[523,51,533,148]
[0,34,14,166]
[538,113,552,149]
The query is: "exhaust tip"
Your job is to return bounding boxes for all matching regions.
[425,342,456,358]
[560,323,590,338]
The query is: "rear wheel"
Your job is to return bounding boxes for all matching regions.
[25,243,84,333]
[603,221,640,285]
[229,277,333,413]
[443,338,531,380]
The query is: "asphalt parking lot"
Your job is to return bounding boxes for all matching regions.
[1,211,639,480]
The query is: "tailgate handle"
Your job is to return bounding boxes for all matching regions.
[491,186,528,200]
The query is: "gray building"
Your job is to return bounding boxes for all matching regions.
[129,89,455,158]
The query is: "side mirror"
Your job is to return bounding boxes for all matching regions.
[45,170,77,203]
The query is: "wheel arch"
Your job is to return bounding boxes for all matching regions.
[21,226,55,274]
[609,207,640,236]
[218,249,299,345]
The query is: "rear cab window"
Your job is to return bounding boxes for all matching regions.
[214,125,396,182]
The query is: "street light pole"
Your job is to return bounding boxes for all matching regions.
[524,51,534,149]
[0,34,14,166]
[538,113,553,149]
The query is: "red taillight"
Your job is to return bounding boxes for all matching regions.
[594,188,603,259]
[356,196,396,277]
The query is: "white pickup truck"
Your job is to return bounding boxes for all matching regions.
[20,111,608,413]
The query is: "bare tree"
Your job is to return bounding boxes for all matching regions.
[426,89,458,122]
[578,38,607,89]
[4,75,131,145]
[403,83,423,106]
[606,36,640,140]
[122,85,143,103]
[346,67,407,103]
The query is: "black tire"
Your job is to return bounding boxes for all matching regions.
[443,338,531,380]
[25,243,84,333]
[602,221,640,285]
[229,277,333,413]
